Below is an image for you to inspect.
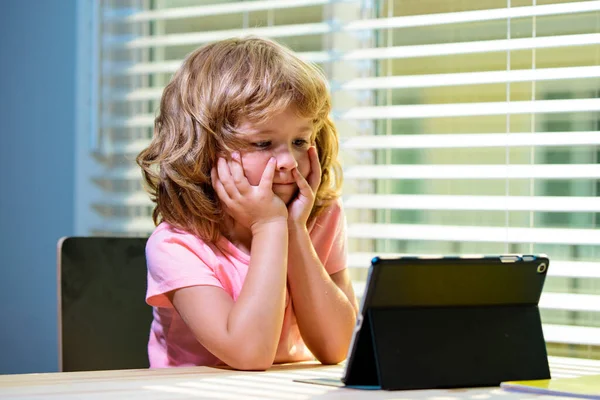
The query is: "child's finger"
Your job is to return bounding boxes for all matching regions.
[211,167,232,204]
[258,157,277,190]
[292,168,312,197]
[306,146,322,191]
[217,157,240,199]
[229,152,251,192]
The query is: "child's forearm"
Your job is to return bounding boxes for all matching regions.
[227,219,288,369]
[286,226,358,364]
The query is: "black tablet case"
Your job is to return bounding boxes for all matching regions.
[342,255,551,390]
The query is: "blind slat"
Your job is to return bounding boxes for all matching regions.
[543,325,600,346]
[345,164,600,180]
[105,23,332,49]
[338,66,600,91]
[105,51,330,76]
[105,88,164,102]
[347,223,600,245]
[339,99,600,120]
[344,1,600,31]
[107,61,182,76]
[342,132,600,149]
[344,194,600,212]
[541,293,600,313]
[549,357,600,369]
[342,33,600,61]
[105,0,332,22]
[106,0,600,26]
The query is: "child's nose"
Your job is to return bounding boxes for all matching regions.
[276,149,298,171]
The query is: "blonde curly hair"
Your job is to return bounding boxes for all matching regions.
[137,36,342,242]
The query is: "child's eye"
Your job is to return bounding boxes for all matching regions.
[293,139,309,148]
[252,141,271,149]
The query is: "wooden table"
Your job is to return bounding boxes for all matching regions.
[1,356,599,399]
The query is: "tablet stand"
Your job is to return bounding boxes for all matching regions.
[344,304,551,390]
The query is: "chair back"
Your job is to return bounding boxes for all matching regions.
[58,236,152,371]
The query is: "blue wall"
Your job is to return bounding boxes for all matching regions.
[0,0,76,374]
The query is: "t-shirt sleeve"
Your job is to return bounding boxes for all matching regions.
[310,198,348,276]
[145,227,223,308]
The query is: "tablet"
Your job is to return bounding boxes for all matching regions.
[341,254,551,390]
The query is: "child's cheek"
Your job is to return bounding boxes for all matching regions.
[297,150,311,178]
[240,154,269,186]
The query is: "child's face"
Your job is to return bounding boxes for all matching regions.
[236,107,314,205]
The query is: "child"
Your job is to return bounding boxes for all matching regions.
[136,36,358,370]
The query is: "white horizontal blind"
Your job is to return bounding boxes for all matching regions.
[88,0,600,358]
[345,0,600,358]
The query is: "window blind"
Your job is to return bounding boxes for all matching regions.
[83,0,600,358]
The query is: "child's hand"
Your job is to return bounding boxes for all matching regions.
[211,152,288,233]
[287,146,321,229]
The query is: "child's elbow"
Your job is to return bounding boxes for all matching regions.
[317,353,346,366]
[313,344,348,365]
[228,349,275,371]
[231,359,273,371]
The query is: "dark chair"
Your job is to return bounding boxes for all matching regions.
[57,236,152,372]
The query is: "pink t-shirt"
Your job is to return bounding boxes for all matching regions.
[145,199,348,368]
